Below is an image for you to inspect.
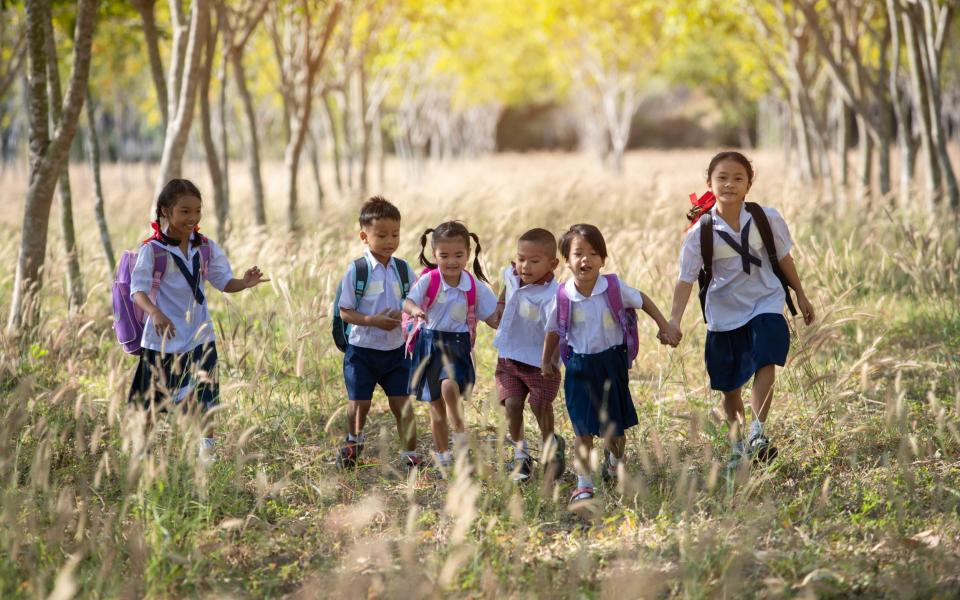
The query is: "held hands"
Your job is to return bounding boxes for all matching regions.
[368,308,403,331]
[541,360,559,377]
[797,293,816,325]
[657,321,682,347]
[241,266,269,289]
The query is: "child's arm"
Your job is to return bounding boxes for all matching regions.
[667,280,693,330]
[541,332,560,376]
[223,266,269,293]
[639,292,679,346]
[340,307,402,331]
[777,253,815,324]
[403,298,428,321]
[490,287,506,328]
[132,291,175,338]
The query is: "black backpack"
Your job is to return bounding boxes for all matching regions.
[697,202,797,324]
[332,257,412,352]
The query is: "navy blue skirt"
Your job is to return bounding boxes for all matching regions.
[128,342,219,411]
[409,330,475,402]
[705,313,790,392]
[564,344,638,437]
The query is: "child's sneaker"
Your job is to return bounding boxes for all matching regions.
[336,437,364,469]
[747,433,778,462]
[198,438,217,466]
[402,452,425,473]
[601,450,617,483]
[510,456,534,483]
[725,439,747,471]
[543,435,566,480]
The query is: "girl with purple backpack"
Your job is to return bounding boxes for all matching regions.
[123,179,268,464]
[402,221,500,471]
[541,224,676,509]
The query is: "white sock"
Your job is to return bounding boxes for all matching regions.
[749,419,764,439]
[576,474,594,489]
[437,450,453,463]
[348,432,364,443]
[200,437,215,451]
[400,450,419,458]
[514,439,529,460]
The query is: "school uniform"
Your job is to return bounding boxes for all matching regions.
[493,266,561,408]
[337,250,418,400]
[127,232,233,411]
[407,270,498,402]
[679,204,793,392]
[545,276,645,437]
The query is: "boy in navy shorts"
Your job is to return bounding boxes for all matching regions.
[336,197,421,470]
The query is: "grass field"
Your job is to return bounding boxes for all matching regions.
[1,150,959,598]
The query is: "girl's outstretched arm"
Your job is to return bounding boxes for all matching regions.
[640,292,679,346]
[224,266,269,293]
[777,253,815,324]
[403,298,427,321]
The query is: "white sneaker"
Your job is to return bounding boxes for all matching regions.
[198,438,217,466]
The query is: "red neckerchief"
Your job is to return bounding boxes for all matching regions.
[143,221,204,246]
[512,262,556,287]
[686,191,716,231]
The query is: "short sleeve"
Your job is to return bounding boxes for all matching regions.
[475,281,498,321]
[337,263,358,310]
[406,273,430,307]
[205,240,234,292]
[544,299,559,333]
[130,243,156,297]
[678,226,703,284]
[764,207,793,260]
[619,281,645,310]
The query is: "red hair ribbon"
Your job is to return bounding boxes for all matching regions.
[685,191,716,231]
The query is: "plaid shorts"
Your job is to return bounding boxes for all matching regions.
[495,358,561,408]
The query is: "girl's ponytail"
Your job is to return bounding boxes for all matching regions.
[469,232,489,283]
[419,228,437,269]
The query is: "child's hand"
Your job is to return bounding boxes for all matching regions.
[151,310,176,339]
[409,306,428,322]
[542,361,558,377]
[797,293,816,325]
[658,321,682,347]
[242,266,269,289]
[368,308,402,331]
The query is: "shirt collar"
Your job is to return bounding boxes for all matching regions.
[439,270,473,292]
[710,204,751,233]
[563,275,607,301]
[363,248,392,272]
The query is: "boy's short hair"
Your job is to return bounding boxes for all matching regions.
[518,228,558,257]
[359,196,401,227]
[559,224,607,260]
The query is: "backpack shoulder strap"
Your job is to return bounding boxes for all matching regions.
[423,268,442,309]
[353,257,369,301]
[745,202,797,316]
[197,238,212,278]
[464,272,478,343]
[150,244,168,289]
[699,213,713,274]
[603,274,626,322]
[393,259,412,298]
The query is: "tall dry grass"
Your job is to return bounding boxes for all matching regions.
[0,150,958,597]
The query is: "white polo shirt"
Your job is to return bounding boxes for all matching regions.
[678,204,793,332]
[493,266,558,367]
[545,275,645,355]
[337,249,418,351]
[130,234,233,354]
[406,270,498,333]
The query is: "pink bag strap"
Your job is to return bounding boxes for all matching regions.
[422,268,443,309]
[464,272,477,344]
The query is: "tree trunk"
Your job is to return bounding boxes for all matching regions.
[133,0,169,130]
[230,50,265,225]
[198,8,227,240]
[857,114,873,197]
[308,130,325,210]
[8,0,97,334]
[42,3,83,310]
[323,90,344,192]
[155,0,209,200]
[85,92,115,272]
[902,7,939,208]
[359,67,371,196]
[217,36,230,226]
[886,0,913,205]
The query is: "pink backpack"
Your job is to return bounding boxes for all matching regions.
[555,274,639,367]
[402,268,477,357]
[113,241,211,355]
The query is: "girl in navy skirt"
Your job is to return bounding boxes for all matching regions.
[542,224,675,507]
[128,179,268,464]
[665,151,815,464]
[402,222,499,469]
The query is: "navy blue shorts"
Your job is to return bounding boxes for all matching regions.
[564,344,638,437]
[705,313,790,392]
[343,344,411,400]
[128,342,219,412]
[408,330,475,402]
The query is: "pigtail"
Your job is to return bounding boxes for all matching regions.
[469,232,490,284]
[418,228,437,269]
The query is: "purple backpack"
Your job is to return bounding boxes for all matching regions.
[556,274,639,367]
[113,242,211,355]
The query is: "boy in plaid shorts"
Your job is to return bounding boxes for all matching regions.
[493,228,565,482]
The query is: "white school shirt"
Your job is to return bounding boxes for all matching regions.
[337,249,418,351]
[493,266,558,367]
[678,204,793,332]
[406,270,498,333]
[130,234,234,354]
[545,276,645,355]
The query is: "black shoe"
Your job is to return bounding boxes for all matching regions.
[748,434,778,463]
[336,438,364,469]
[402,453,425,473]
[511,456,534,483]
[543,435,566,480]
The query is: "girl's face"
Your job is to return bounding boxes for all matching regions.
[433,237,470,281]
[162,195,202,238]
[565,235,604,286]
[707,159,752,206]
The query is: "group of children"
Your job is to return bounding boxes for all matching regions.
[124,151,815,506]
